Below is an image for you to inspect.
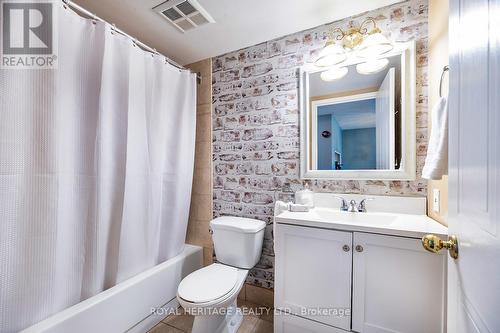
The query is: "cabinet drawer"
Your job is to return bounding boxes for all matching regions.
[274,224,352,331]
[274,311,347,333]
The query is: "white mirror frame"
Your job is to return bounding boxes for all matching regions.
[299,40,416,180]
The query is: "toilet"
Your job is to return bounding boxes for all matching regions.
[177,216,266,333]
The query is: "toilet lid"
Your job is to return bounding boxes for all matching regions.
[178,264,238,303]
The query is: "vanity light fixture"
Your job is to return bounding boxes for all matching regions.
[320,66,349,81]
[356,31,393,58]
[314,40,347,67]
[356,58,389,75]
[315,17,393,67]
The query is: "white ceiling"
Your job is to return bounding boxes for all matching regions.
[318,99,376,130]
[72,0,401,65]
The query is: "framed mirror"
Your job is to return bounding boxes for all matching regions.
[299,41,416,180]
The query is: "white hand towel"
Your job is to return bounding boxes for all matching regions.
[274,201,290,216]
[289,203,310,212]
[422,97,448,180]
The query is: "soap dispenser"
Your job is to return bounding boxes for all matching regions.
[295,183,314,208]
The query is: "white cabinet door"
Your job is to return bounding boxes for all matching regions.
[352,233,446,333]
[274,311,346,333]
[274,224,352,330]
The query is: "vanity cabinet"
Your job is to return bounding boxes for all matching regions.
[274,223,446,333]
[274,224,352,330]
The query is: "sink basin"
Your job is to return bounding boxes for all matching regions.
[274,194,449,238]
[311,208,397,226]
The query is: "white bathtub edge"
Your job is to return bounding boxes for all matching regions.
[21,244,203,333]
[126,297,180,333]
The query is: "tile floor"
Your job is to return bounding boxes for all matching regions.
[148,300,273,333]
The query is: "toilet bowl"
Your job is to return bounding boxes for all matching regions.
[176,216,266,333]
[177,264,248,333]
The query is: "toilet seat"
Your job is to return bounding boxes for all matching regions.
[177,264,239,304]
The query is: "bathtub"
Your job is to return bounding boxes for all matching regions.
[21,245,203,333]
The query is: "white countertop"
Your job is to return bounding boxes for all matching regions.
[275,208,448,239]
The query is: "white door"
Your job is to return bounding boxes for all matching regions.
[375,68,396,169]
[274,224,352,330]
[352,233,446,333]
[447,0,500,332]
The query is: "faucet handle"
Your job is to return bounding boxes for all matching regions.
[358,198,374,212]
[332,195,348,211]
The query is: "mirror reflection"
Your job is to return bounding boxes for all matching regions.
[310,54,402,171]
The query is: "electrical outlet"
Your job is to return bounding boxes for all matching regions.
[433,189,440,213]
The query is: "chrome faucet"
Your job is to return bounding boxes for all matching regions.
[357,198,374,212]
[333,196,374,213]
[332,195,349,211]
[348,200,357,212]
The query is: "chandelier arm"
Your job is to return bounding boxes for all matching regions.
[331,27,346,41]
[359,17,377,35]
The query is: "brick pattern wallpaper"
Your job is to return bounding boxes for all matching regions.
[212,0,429,289]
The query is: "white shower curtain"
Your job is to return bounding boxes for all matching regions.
[0,4,196,332]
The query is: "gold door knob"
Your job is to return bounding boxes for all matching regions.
[422,234,459,259]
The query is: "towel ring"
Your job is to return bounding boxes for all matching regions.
[439,65,449,97]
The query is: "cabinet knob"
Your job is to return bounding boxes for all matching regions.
[342,245,350,252]
[355,245,364,252]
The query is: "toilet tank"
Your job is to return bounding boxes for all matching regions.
[210,216,266,269]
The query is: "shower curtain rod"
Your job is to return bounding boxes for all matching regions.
[62,0,201,81]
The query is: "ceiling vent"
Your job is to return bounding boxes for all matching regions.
[154,0,215,33]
